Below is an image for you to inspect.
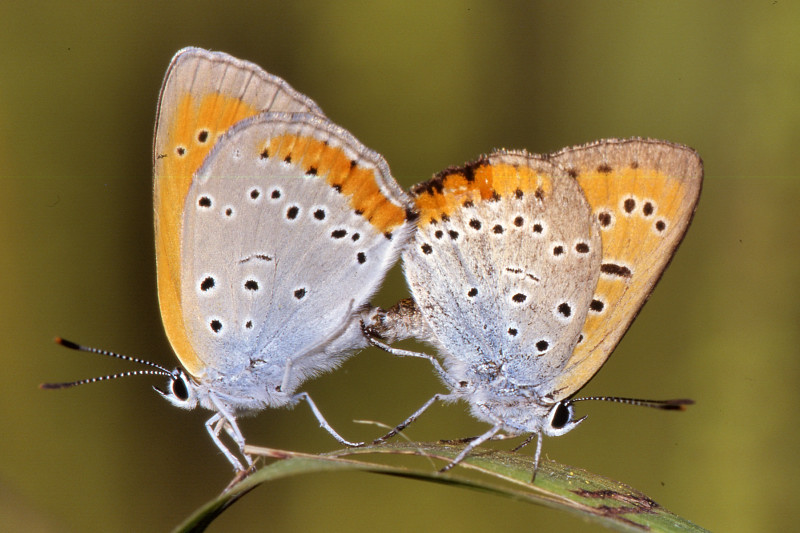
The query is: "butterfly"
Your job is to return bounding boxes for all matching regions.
[364,139,702,476]
[42,47,414,471]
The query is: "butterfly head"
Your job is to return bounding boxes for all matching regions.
[153,367,200,410]
[41,337,207,411]
[468,383,587,437]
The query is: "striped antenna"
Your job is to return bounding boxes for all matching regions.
[39,337,173,390]
[567,396,694,411]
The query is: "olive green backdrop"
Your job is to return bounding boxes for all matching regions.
[2,1,798,531]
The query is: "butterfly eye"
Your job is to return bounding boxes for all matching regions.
[153,369,197,410]
[171,374,189,401]
[544,401,585,437]
[550,402,571,429]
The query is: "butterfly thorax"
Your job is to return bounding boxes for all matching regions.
[444,359,554,434]
[189,363,296,414]
[465,380,554,435]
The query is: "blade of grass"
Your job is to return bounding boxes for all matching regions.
[172,442,707,533]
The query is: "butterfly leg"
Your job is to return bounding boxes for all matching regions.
[280,357,295,395]
[439,423,503,473]
[439,433,515,445]
[206,393,254,471]
[292,392,363,447]
[505,430,545,482]
[530,431,544,483]
[221,419,254,467]
[205,412,248,471]
[362,326,459,389]
[372,392,454,444]
[511,432,537,452]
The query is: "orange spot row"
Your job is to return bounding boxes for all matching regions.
[264,133,407,234]
[414,162,554,227]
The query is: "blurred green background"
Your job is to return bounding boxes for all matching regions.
[2,1,798,531]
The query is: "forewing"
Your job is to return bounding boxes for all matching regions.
[547,138,703,398]
[153,47,325,376]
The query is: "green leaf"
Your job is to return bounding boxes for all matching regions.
[172,442,707,533]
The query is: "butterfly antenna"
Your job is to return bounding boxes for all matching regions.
[40,337,173,390]
[567,396,694,411]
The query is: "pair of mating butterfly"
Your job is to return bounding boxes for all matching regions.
[44,47,702,477]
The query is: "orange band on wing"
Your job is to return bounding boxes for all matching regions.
[155,92,259,377]
[413,161,554,226]
[264,133,407,234]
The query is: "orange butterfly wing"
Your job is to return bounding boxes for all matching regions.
[547,138,703,398]
[153,48,323,377]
